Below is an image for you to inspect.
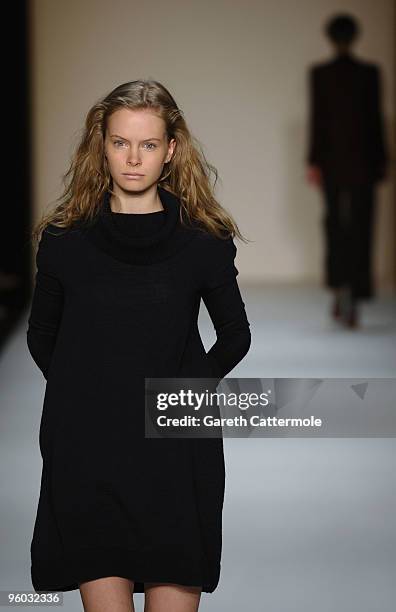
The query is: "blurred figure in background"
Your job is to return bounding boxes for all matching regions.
[306,13,389,329]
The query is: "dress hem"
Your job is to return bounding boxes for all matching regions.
[31,545,220,594]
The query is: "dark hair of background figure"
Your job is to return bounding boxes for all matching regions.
[325,14,360,45]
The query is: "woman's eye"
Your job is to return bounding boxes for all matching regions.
[113,141,156,150]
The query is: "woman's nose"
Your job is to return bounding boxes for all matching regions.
[127,148,142,165]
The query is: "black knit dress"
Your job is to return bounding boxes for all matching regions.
[27,186,251,594]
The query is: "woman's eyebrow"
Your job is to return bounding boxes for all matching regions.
[110,134,162,142]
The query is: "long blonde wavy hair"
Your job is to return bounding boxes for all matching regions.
[31,79,249,246]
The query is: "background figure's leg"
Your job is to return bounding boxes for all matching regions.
[331,287,344,320]
[322,181,345,290]
[349,182,376,301]
[340,182,375,329]
[322,182,347,319]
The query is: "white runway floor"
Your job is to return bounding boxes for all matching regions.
[1,283,395,611]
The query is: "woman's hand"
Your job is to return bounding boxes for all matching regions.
[306,164,323,188]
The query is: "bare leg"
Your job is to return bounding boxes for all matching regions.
[78,576,135,612]
[144,582,202,612]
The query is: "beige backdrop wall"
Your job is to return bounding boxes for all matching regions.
[31,0,395,288]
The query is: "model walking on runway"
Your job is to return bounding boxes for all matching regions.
[306,14,388,328]
[27,79,251,612]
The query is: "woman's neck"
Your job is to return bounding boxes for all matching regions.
[110,187,164,214]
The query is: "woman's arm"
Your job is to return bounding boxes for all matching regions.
[26,229,64,380]
[201,236,251,379]
[370,65,388,181]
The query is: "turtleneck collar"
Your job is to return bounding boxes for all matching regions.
[103,187,177,248]
[82,185,199,265]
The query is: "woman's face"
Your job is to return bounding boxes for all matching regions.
[104,107,176,192]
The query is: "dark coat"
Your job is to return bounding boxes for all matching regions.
[26,186,251,594]
[307,53,388,185]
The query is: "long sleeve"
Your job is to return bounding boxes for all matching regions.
[201,236,251,379]
[26,229,64,380]
[370,66,388,176]
[307,67,324,166]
